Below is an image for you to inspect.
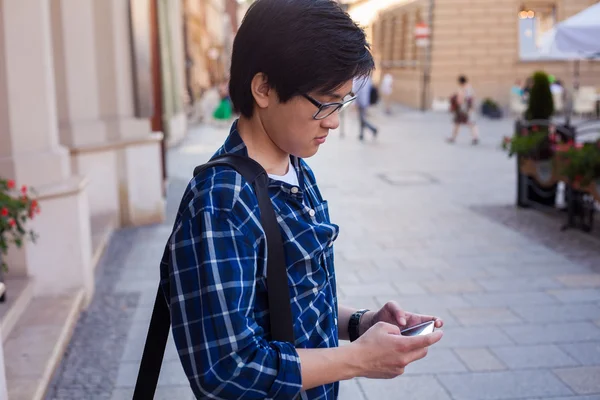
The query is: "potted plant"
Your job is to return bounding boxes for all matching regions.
[0,177,40,302]
[502,71,559,188]
[481,98,503,119]
[556,139,600,198]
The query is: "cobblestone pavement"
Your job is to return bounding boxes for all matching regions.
[48,106,600,400]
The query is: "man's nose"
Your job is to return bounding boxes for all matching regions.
[321,111,340,130]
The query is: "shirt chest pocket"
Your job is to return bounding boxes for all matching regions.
[281,200,339,290]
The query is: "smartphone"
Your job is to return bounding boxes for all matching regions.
[400,320,436,337]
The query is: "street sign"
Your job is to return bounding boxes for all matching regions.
[415,22,430,48]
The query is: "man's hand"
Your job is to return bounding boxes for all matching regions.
[359,301,444,336]
[351,321,444,379]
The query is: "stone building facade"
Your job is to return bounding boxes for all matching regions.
[0,0,188,397]
[365,0,600,109]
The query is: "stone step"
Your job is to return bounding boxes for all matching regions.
[0,277,34,343]
[4,290,84,400]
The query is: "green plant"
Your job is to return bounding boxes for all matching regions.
[0,178,40,270]
[556,140,600,186]
[482,98,500,111]
[526,71,554,120]
[502,125,556,160]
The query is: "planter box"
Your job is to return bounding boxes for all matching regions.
[519,158,559,188]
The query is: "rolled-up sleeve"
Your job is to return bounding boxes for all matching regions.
[168,210,302,399]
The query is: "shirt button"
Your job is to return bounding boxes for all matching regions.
[291,186,299,194]
[309,209,316,217]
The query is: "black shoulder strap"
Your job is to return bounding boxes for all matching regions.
[133,153,294,400]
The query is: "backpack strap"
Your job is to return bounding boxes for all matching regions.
[133,153,294,399]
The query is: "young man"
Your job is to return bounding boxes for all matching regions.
[161,1,444,399]
[353,74,379,141]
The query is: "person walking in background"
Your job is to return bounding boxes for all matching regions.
[353,75,378,141]
[381,72,394,115]
[447,75,480,145]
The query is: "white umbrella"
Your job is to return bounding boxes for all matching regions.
[551,2,600,57]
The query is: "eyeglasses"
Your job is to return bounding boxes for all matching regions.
[302,93,356,120]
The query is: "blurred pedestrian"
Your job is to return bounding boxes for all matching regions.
[447,75,480,145]
[213,80,233,120]
[353,75,378,141]
[381,72,394,115]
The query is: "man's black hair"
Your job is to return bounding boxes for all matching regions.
[229,0,374,118]
[458,75,468,84]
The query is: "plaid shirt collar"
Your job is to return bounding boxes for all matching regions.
[218,120,307,196]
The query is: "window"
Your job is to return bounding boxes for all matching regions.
[389,17,397,63]
[518,4,556,59]
[412,10,421,67]
[400,14,407,65]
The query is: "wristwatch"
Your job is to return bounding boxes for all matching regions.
[348,309,370,342]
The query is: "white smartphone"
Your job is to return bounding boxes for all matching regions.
[400,320,436,337]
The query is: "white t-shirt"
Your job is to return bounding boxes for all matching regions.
[268,159,299,187]
[381,74,393,96]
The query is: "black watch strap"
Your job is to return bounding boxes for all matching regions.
[348,309,369,342]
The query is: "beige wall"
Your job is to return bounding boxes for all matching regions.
[372,0,600,109]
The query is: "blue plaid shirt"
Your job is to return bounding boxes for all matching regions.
[160,122,341,399]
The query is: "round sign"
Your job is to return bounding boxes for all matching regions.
[414,22,430,39]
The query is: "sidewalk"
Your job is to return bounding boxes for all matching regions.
[47,108,600,400]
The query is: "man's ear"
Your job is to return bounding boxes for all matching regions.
[250,73,271,110]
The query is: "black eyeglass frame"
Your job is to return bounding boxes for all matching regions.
[302,93,356,120]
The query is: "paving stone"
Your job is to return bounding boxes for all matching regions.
[510,304,600,324]
[434,266,493,280]
[339,283,398,297]
[453,348,507,372]
[553,366,600,395]
[490,345,579,369]
[437,370,573,399]
[559,342,600,366]
[403,349,468,375]
[556,275,600,288]
[449,307,523,326]
[357,375,452,400]
[356,268,439,283]
[422,280,485,294]
[337,296,382,312]
[376,294,471,311]
[115,360,188,388]
[338,379,367,400]
[392,281,428,295]
[435,326,514,349]
[111,386,195,400]
[476,277,564,292]
[548,289,600,304]
[501,322,600,345]
[463,292,559,307]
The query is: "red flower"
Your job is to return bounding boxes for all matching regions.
[36,206,41,215]
[21,185,27,194]
[8,219,15,227]
[1,207,8,217]
[31,200,38,208]
[7,180,15,189]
